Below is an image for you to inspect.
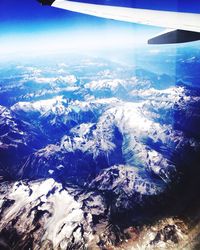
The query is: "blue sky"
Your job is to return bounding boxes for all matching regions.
[1,0,200,26]
[0,0,200,59]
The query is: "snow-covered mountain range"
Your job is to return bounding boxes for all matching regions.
[1,56,200,249]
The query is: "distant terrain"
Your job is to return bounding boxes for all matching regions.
[0,49,200,249]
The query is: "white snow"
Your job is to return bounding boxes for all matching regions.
[0,179,93,249]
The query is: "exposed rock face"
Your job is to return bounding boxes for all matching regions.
[0,105,45,180]
[90,165,163,213]
[0,178,192,250]
[0,179,106,250]
[1,55,200,249]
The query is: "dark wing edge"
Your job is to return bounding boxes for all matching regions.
[37,0,55,5]
[148,29,200,44]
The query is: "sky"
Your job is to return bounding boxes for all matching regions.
[1,0,200,26]
[0,0,200,59]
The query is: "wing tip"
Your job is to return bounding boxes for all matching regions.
[37,0,55,5]
[148,29,200,45]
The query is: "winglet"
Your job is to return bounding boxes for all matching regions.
[148,29,200,44]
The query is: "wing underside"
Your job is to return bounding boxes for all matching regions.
[38,0,200,44]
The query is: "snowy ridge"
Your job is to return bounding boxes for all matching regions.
[1,55,200,249]
[16,86,199,186]
[0,179,99,249]
[90,165,163,196]
[11,96,120,115]
[11,96,67,115]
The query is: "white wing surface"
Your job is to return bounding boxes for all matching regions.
[38,0,200,44]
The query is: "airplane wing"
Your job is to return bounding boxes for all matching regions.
[38,0,200,44]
